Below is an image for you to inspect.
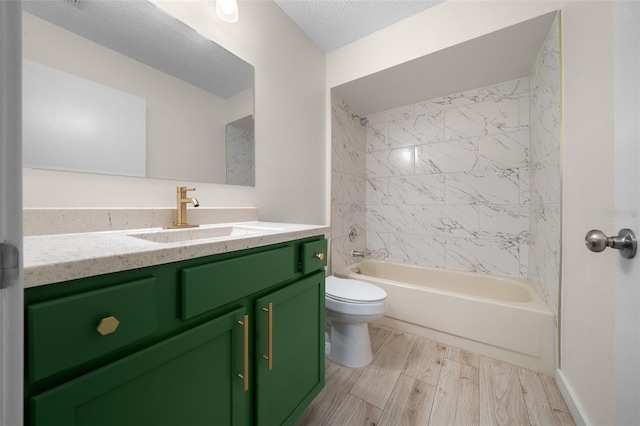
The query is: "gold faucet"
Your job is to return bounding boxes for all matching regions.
[167,186,200,229]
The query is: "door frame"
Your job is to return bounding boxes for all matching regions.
[613,1,640,424]
[0,1,24,425]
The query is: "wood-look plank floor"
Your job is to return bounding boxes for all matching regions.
[296,323,575,426]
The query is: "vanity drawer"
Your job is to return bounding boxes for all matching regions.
[181,246,294,319]
[27,277,157,383]
[300,239,328,274]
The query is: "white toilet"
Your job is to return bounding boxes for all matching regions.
[325,276,387,368]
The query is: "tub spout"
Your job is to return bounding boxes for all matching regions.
[352,250,366,258]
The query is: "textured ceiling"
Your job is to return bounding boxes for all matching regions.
[22,0,254,99]
[273,0,446,53]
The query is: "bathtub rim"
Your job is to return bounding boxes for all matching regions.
[335,259,553,314]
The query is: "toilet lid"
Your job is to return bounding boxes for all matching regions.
[326,276,387,303]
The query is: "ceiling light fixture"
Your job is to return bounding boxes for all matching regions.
[216,0,238,23]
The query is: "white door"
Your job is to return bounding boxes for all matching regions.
[613,1,640,424]
[0,1,23,425]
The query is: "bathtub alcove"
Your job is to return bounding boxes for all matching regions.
[330,10,562,376]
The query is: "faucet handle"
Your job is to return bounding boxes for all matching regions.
[177,186,196,193]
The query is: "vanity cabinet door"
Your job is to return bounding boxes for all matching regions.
[30,307,249,426]
[255,272,325,426]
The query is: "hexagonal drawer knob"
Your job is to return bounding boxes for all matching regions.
[97,316,120,336]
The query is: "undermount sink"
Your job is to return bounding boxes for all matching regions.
[128,225,280,244]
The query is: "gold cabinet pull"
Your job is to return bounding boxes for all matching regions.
[237,315,249,391]
[314,252,325,261]
[96,316,120,336]
[261,302,273,370]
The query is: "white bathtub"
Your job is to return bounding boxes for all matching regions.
[335,260,554,374]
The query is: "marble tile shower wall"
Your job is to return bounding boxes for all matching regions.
[331,94,367,273]
[365,78,531,278]
[528,14,561,313]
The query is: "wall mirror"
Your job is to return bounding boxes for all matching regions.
[22,0,255,186]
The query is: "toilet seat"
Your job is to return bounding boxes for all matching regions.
[325,296,386,316]
[326,276,387,304]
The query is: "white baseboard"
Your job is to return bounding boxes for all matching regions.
[555,368,590,426]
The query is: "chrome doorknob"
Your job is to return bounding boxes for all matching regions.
[585,229,637,258]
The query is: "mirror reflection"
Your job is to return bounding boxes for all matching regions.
[225,116,255,186]
[22,0,255,185]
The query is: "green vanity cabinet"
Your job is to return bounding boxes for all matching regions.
[255,272,325,426]
[25,236,327,426]
[31,308,249,426]
[27,277,158,383]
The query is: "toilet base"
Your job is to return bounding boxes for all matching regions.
[327,322,373,368]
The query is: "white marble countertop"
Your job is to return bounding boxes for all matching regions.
[24,221,330,288]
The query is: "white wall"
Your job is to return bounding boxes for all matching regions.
[148,0,327,224]
[24,1,327,225]
[560,3,616,424]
